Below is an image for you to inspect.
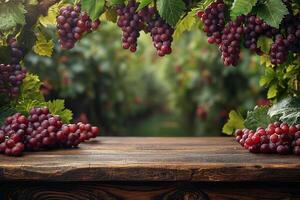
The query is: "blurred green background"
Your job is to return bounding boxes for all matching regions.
[24,22,268,136]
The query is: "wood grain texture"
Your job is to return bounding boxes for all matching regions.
[1,182,300,200]
[0,137,299,182]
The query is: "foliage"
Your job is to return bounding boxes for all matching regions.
[46,100,73,123]
[81,0,105,21]
[268,97,300,125]
[0,1,26,32]
[244,106,278,130]
[0,73,73,124]
[156,0,186,27]
[230,0,258,20]
[222,110,244,135]
[254,0,288,28]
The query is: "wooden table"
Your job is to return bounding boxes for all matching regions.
[0,137,300,200]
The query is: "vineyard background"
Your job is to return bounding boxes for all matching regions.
[25,23,267,136]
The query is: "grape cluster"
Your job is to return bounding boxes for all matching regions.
[25,107,63,150]
[9,38,24,64]
[197,0,300,66]
[220,16,244,66]
[197,0,225,45]
[147,11,174,56]
[116,1,174,56]
[269,34,289,65]
[0,113,27,156]
[244,15,277,55]
[57,4,101,49]
[235,122,300,155]
[283,14,300,55]
[0,64,27,98]
[58,122,98,148]
[0,38,27,98]
[0,107,100,156]
[116,1,142,52]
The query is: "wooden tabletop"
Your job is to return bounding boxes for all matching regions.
[0,137,299,182]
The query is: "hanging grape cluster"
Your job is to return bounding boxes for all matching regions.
[57,1,174,56]
[198,0,300,66]
[0,106,100,156]
[0,38,27,99]
[57,4,101,49]
[115,0,174,56]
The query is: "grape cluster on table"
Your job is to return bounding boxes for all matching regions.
[235,122,300,155]
[57,4,101,49]
[197,0,300,66]
[0,107,99,156]
[0,38,27,99]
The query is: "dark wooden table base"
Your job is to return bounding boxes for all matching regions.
[1,181,300,200]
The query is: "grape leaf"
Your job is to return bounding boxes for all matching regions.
[157,0,185,27]
[100,8,118,22]
[268,97,300,125]
[137,0,152,10]
[15,74,46,113]
[106,0,124,6]
[259,66,275,86]
[244,106,278,130]
[46,100,73,123]
[33,32,54,57]
[0,2,26,32]
[230,0,258,20]
[257,36,273,54]
[39,3,60,27]
[173,9,197,41]
[255,0,288,28]
[267,83,277,99]
[222,110,244,135]
[81,0,106,21]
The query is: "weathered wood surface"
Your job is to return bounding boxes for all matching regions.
[1,182,300,200]
[0,137,299,182]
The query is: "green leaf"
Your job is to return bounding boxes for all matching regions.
[230,0,258,20]
[39,3,60,27]
[19,74,45,103]
[255,0,288,28]
[0,2,27,32]
[244,106,278,130]
[257,36,273,54]
[15,74,45,113]
[107,0,124,6]
[81,0,106,21]
[268,97,300,125]
[157,0,185,27]
[173,9,197,41]
[100,8,118,23]
[46,100,73,123]
[267,83,277,99]
[259,66,275,86]
[33,32,54,57]
[137,0,152,10]
[222,110,245,135]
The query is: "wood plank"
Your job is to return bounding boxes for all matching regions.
[1,182,300,200]
[0,137,299,182]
